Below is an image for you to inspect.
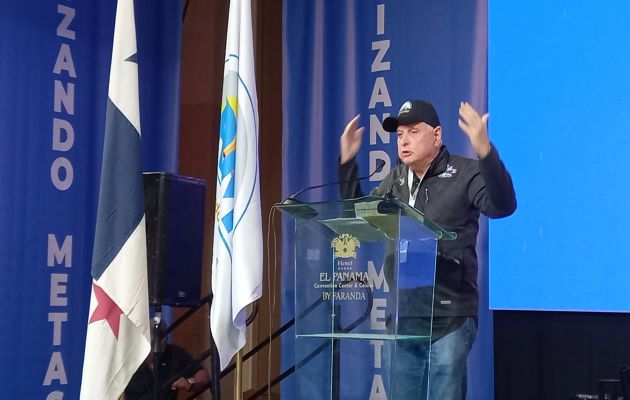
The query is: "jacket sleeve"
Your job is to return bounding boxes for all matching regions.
[338,156,364,199]
[338,156,395,199]
[170,344,203,375]
[467,144,517,218]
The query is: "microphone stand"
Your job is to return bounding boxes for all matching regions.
[151,310,163,400]
[283,159,386,204]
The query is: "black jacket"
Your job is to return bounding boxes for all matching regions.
[125,344,202,400]
[339,145,516,322]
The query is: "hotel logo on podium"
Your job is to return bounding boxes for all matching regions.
[331,233,360,259]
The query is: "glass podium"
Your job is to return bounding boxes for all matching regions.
[277,195,455,400]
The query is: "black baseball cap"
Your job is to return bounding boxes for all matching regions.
[382,100,440,132]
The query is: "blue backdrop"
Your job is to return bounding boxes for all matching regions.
[283,1,493,398]
[489,1,630,313]
[0,0,181,397]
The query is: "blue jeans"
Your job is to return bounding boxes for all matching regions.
[395,317,478,400]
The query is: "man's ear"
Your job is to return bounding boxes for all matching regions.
[434,126,442,147]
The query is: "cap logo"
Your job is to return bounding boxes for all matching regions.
[399,101,412,114]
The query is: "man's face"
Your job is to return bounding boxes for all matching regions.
[396,121,442,172]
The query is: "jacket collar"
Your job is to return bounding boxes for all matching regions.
[428,145,450,177]
[406,145,450,179]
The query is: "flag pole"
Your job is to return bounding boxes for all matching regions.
[235,349,243,400]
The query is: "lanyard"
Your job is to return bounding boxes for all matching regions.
[408,168,423,207]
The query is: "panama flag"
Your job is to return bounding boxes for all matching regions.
[211,0,263,371]
[80,0,150,398]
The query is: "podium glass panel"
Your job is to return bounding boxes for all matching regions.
[277,196,454,399]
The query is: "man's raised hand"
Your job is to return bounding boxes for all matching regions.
[340,114,365,164]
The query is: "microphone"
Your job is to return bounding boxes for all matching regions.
[378,167,404,214]
[384,177,396,198]
[284,159,386,203]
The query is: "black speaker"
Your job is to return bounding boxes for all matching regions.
[143,172,206,306]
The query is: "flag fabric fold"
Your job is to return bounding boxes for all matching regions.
[80,0,150,398]
[210,0,263,371]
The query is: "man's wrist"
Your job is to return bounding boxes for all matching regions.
[476,140,491,159]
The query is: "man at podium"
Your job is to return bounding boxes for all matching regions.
[338,100,516,400]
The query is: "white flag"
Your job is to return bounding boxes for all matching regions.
[80,0,150,398]
[210,0,263,371]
